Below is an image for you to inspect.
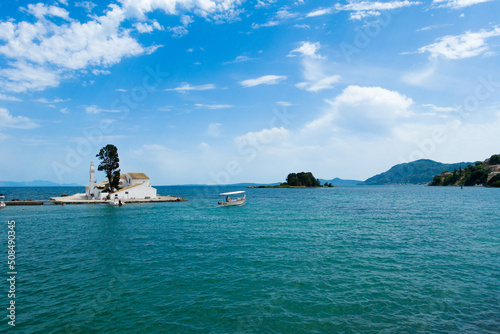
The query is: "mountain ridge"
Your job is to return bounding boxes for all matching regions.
[362,159,476,185]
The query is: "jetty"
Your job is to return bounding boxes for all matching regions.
[50,193,187,205]
[4,194,187,206]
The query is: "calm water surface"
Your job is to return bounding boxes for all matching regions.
[1,186,499,333]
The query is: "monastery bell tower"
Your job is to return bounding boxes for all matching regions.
[89,162,95,196]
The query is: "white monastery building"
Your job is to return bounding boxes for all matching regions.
[85,162,157,200]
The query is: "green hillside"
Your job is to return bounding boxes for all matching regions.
[429,154,500,187]
[362,159,474,185]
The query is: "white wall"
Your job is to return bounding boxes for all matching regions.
[112,183,157,200]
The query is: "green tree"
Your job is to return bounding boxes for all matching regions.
[489,154,500,165]
[96,144,121,193]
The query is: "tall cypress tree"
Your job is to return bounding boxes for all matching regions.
[96,144,120,193]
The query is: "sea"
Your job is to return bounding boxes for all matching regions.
[0,185,499,333]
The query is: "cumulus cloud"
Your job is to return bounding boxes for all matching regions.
[416,26,500,59]
[26,3,71,20]
[0,4,158,92]
[288,41,324,59]
[0,108,39,129]
[305,86,414,135]
[239,75,287,87]
[135,20,163,33]
[165,83,216,92]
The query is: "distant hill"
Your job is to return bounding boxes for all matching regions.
[0,180,82,187]
[429,154,500,187]
[362,159,475,185]
[319,178,361,186]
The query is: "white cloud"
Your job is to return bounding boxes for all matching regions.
[307,0,421,20]
[198,142,210,150]
[168,15,194,37]
[276,7,299,20]
[256,0,277,8]
[306,8,334,17]
[433,0,493,9]
[223,55,256,64]
[168,25,189,37]
[239,75,287,87]
[417,26,500,59]
[0,4,159,92]
[119,0,244,22]
[36,97,69,104]
[305,86,414,135]
[195,104,233,109]
[115,88,128,92]
[417,24,452,32]
[235,127,290,146]
[422,104,457,113]
[158,105,174,111]
[335,0,421,12]
[75,1,97,12]
[251,6,299,29]
[277,101,293,107]
[135,20,164,33]
[91,69,111,75]
[0,94,21,101]
[296,75,341,92]
[26,3,70,20]
[288,41,324,59]
[0,62,62,93]
[207,123,221,137]
[60,107,69,114]
[84,105,122,114]
[294,56,341,92]
[164,83,216,92]
[0,108,39,129]
[251,21,279,29]
[293,24,310,29]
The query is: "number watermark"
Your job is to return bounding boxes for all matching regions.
[6,220,16,327]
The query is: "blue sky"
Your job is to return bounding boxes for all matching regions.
[1,0,499,185]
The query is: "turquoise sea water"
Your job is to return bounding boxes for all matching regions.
[1,185,499,333]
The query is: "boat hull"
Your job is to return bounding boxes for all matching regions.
[218,199,246,206]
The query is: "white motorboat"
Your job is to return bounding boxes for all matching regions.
[0,195,5,209]
[218,191,246,206]
[108,195,124,206]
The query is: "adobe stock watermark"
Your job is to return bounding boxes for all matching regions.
[340,9,402,63]
[400,74,500,164]
[51,65,168,183]
[209,107,295,185]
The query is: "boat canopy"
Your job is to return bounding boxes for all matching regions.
[219,191,246,196]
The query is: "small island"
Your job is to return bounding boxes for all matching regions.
[429,154,500,187]
[248,172,335,188]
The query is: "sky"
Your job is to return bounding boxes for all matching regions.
[0,0,499,185]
